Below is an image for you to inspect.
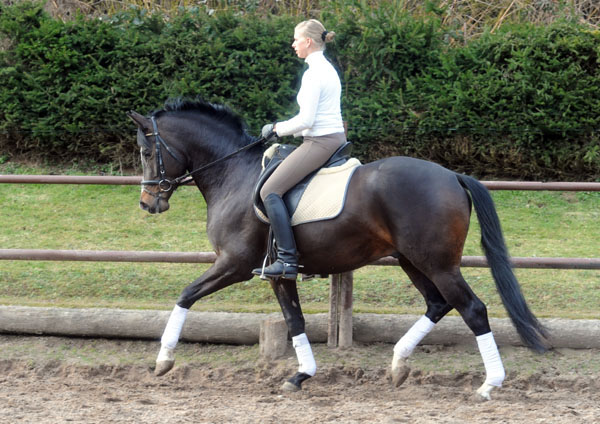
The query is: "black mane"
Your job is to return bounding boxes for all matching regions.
[155,97,250,136]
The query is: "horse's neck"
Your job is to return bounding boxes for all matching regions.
[192,148,262,208]
[178,117,263,208]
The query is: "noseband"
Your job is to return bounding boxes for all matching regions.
[141,115,267,194]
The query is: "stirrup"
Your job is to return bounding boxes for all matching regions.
[267,260,298,280]
[253,258,297,280]
[254,255,270,280]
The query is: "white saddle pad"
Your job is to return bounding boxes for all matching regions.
[255,158,361,226]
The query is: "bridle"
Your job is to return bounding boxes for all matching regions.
[141,115,187,193]
[141,115,267,194]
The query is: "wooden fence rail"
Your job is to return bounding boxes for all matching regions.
[1,175,598,347]
[0,249,599,269]
[1,174,600,191]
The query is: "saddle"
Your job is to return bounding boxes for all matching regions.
[253,141,359,226]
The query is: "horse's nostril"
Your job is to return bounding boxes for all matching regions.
[140,201,149,211]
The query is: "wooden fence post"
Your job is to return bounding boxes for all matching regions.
[259,315,289,359]
[328,271,353,348]
[328,274,340,347]
[338,271,353,348]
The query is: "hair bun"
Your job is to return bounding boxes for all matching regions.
[323,30,336,43]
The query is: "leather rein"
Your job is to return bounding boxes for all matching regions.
[141,115,267,194]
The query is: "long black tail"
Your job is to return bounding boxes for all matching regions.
[456,174,549,352]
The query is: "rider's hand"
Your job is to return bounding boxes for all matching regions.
[262,123,277,140]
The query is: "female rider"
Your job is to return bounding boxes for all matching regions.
[252,19,346,281]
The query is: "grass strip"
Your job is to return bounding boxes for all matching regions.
[1,170,598,319]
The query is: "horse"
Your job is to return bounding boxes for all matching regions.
[128,98,549,401]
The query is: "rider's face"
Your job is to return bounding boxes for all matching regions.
[292,30,312,59]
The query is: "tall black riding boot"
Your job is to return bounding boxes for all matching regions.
[252,193,298,280]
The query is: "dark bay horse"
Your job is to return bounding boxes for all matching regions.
[128,98,548,400]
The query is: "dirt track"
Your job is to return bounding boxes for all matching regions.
[0,335,599,423]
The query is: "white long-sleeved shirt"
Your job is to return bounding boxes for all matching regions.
[275,51,345,137]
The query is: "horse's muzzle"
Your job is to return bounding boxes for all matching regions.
[140,190,170,214]
[140,199,170,214]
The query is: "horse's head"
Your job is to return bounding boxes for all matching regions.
[128,111,188,214]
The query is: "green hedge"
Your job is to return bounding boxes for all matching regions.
[404,21,600,179]
[1,1,599,180]
[0,3,298,166]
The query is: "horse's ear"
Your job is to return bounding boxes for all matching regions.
[127,111,151,132]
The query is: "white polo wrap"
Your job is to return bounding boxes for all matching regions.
[476,332,506,387]
[393,315,435,359]
[292,333,317,376]
[161,305,188,350]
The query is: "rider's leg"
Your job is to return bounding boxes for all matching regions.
[253,133,345,280]
[256,192,299,279]
[259,133,347,200]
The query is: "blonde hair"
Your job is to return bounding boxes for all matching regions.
[295,19,336,50]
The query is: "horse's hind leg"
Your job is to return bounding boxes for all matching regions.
[391,258,453,387]
[270,277,316,391]
[430,268,506,400]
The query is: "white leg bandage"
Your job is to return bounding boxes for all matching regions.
[161,305,188,350]
[393,315,435,360]
[476,332,505,387]
[292,333,316,377]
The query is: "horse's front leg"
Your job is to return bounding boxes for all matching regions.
[270,277,316,391]
[155,260,253,376]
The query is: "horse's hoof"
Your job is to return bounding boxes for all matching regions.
[391,365,410,387]
[155,346,175,376]
[282,372,312,392]
[155,360,175,377]
[391,358,411,387]
[476,382,494,401]
[282,381,301,392]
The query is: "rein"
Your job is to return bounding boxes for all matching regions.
[142,115,267,193]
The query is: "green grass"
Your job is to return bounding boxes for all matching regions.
[0,164,598,318]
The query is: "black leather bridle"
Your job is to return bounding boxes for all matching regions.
[141,115,187,193]
[141,115,267,194]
